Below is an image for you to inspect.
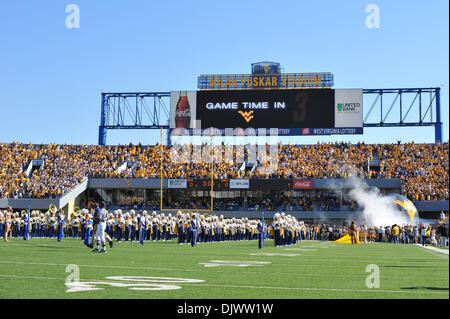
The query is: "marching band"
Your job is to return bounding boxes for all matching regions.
[0,205,305,247]
[2,205,447,248]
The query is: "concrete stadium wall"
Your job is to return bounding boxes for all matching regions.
[1,178,447,214]
[311,178,401,189]
[85,178,401,190]
[414,200,449,212]
[88,178,164,189]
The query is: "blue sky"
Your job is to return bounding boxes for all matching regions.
[0,0,448,146]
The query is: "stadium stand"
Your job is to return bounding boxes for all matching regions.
[0,142,448,203]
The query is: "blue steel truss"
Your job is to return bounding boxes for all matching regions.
[98,87,443,145]
[362,87,442,142]
[98,92,170,145]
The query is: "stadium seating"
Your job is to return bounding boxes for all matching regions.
[0,142,448,201]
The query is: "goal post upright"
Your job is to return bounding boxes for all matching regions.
[210,127,214,212]
[160,127,163,211]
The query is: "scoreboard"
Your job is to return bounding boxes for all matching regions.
[183,179,292,190]
[186,179,230,190]
[170,88,363,136]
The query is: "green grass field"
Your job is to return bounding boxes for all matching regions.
[0,238,448,299]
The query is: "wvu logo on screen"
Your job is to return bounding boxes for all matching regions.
[262,64,271,73]
[238,110,254,123]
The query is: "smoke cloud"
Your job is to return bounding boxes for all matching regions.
[347,177,416,227]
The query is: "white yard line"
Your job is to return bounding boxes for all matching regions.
[181,283,448,295]
[413,244,449,256]
[2,260,448,271]
[0,273,447,296]
[0,274,65,281]
[0,260,447,279]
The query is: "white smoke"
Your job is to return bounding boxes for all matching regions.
[347,177,415,227]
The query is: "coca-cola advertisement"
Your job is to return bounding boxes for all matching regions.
[292,179,313,189]
[170,91,197,129]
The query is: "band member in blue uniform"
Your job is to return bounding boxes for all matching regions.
[151,211,159,241]
[145,213,152,241]
[185,215,191,244]
[130,210,137,242]
[39,212,46,238]
[57,210,65,242]
[272,213,280,247]
[72,213,80,238]
[0,212,3,239]
[176,212,184,244]
[117,212,124,242]
[190,213,198,247]
[80,209,87,240]
[257,220,264,249]
[12,212,19,238]
[29,211,35,238]
[22,209,31,241]
[139,211,147,246]
[84,214,93,246]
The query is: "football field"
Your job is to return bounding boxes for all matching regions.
[0,238,448,299]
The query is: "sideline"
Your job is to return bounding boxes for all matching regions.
[414,244,449,255]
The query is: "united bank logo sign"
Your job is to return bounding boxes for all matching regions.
[168,179,187,189]
[337,102,361,113]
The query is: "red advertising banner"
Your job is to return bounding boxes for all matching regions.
[292,179,313,189]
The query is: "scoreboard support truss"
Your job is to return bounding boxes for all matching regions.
[362,87,442,142]
[98,92,171,146]
[98,87,444,145]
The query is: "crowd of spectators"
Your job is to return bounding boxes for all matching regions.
[299,220,449,247]
[0,141,448,202]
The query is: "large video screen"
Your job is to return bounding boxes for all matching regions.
[196,89,334,129]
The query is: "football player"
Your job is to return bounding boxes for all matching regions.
[88,203,114,248]
[93,207,108,253]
